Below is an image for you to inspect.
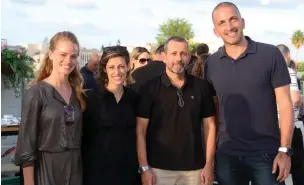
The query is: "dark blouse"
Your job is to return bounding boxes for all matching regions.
[82,86,140,185]
[14,81,83,185]
[15,81,82,166]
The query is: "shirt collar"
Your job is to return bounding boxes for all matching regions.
[98,85,128,97]
[161,71,189,88]
[219,36,257,59]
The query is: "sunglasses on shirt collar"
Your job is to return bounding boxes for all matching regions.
[64,105,75,126]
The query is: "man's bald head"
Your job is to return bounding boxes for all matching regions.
[212,2,241,23]
[87,52,100,72]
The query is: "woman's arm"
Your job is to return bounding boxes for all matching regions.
[15,85,42,185]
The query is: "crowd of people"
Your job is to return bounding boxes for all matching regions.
[13,1,304,185]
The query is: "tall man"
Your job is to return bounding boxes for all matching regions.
[136,36,217,185]
[205,2,294,185]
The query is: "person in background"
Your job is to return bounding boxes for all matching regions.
[289,60,302,91]
[130,47,151,74]
[152,44,165,61]
[80,53,100,89]
[191,44,210,79]
[131,45,165,92]
[15,31,85,185]
[205,2,294,185]
[195,43,209,58]
[277,44,304,185]
[82,46,140,185]
[187,43,210,74]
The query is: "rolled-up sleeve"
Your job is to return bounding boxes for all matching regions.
[15,85,42,168]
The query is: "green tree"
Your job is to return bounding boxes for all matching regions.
[297,62,304,72]
[291,30,304,62]
[155,18,195,45]
[189,42,200,55]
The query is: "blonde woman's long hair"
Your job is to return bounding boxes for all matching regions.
[33,31,86,111]
[130,47,150,72]
[128,47,150,84]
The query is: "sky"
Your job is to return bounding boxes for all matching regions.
[1,0,304,60]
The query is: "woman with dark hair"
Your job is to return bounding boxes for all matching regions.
[82,46,140,185]
[192,53,210,79]
[191,43,210,79]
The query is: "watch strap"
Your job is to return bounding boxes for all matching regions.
[138,165,150,174]
[278,147,288,153]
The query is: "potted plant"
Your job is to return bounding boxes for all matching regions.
[1,47,35,97]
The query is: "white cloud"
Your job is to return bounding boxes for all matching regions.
[2,0,304,60]
[64,0,94,3]
[261,0,291,4]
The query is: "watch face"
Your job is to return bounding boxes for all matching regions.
[287,148,293,156]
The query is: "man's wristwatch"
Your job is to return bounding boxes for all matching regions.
[138,166,150,174]
[278,147,293,156]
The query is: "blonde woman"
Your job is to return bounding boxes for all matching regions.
[15,31,85,185]
[130,47,151,73]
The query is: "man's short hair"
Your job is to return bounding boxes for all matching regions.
[196,43,209,56]
[155,44,165,54]
[164,36,188,53]
[212,2,241,22]
[277,44,290,58]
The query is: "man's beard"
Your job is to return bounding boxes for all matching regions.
[167,63,187,74]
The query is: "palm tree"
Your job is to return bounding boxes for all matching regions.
[291,30,304,62]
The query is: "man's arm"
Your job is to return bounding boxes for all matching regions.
[200,80,217,185]
[289,69,301,106]
[275,85,294,147]
[203,116,217,167]
[291,91,301,106]
[213,97,220,133]
[136,117,149,166]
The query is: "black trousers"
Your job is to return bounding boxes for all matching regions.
[291,127,304,185]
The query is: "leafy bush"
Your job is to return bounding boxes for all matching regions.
[1,48,35,97]
[297,62,304,72]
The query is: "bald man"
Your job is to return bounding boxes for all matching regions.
[80,53,100,89]
[205,2,294,185]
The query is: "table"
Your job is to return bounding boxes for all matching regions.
[1,126,19,136]
[1,125,22,185]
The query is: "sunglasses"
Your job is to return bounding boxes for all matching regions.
[103,46,127,53]
[138,58,151,64]
[176,89,184,108]
[64,105,75,126]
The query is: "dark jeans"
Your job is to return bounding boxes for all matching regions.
[291,127,304,185]
[216,152,285,185]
